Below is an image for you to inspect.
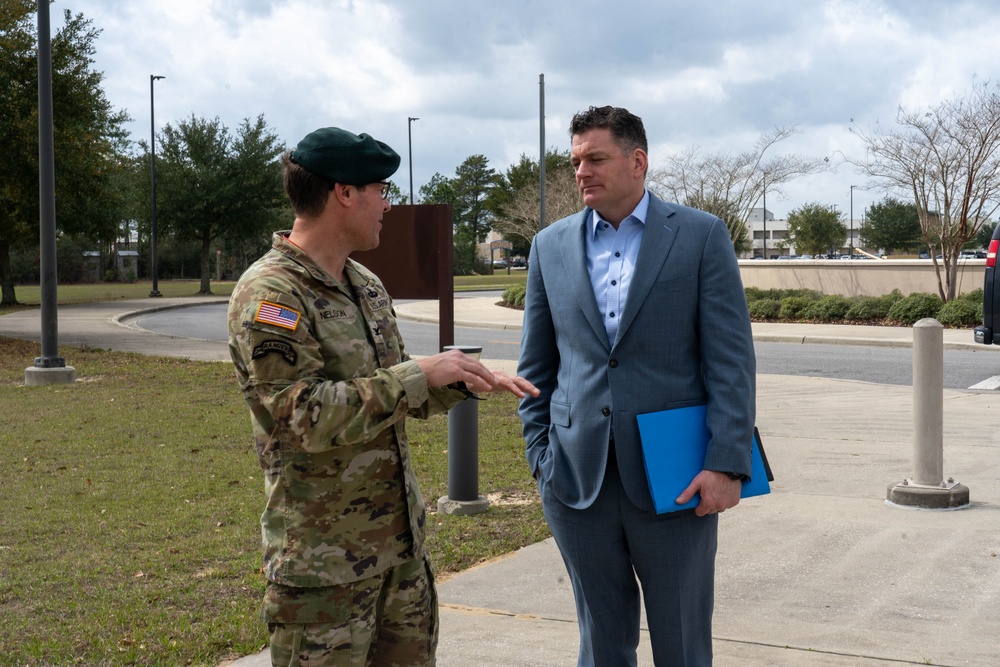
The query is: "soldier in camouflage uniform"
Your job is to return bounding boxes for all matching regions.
[228,127,537,667]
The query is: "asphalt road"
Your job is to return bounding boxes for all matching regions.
[134,301,1000,390]
[133,300,523,361]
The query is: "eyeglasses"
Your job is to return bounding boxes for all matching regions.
[329,181,392,200]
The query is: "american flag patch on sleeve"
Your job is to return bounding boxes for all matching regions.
[254,301,301,331]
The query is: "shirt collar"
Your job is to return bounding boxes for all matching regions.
[590,188,650,236]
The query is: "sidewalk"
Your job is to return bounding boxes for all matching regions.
[4,298,1000,666]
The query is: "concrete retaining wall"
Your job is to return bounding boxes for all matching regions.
[737,259,986,297]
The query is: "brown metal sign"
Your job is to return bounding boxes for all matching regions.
[350,204,454,351]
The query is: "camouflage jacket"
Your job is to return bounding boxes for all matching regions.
[228,233,464,607]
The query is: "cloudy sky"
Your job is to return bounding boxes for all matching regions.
[58,0,1000,220]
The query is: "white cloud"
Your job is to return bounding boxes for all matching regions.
[55,0,1000,216]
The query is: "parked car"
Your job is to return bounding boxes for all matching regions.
[511,257,526,268]
[492,259,508,269]
[974,224,1000,344]
[960,249,988,259]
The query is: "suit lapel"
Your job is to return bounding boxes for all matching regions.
[614,197,678,346]
[555,209,611,351]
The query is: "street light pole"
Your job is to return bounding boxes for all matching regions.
[26,0,75,385]
[539,73,546,233]
[850,184,857,258]
[408,117,419,205]
[149,74,165,297]
[762,173,767,259]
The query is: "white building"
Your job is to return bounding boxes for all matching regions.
[747,207,863,258]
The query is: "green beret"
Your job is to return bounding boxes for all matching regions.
[290,127,400,185]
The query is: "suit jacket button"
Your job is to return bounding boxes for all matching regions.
[601,407,611,417]
[609,359,618,368]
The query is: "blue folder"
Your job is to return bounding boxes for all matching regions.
[636,404,772,514]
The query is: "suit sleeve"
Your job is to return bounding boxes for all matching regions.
[517,240,558,477]
[698,218,757,476]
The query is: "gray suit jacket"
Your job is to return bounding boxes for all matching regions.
[518,194,756,511]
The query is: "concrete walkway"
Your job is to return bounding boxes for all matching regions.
[3,297,1000,666]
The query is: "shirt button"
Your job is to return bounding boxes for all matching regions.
[611,280,617,286]
[609,312,615,318]
[615,252,621,257]
[602,407,611,417]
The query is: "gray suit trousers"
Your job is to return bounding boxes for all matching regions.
[543,446,718,667]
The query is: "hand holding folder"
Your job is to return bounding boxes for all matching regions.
[636,404,773,514]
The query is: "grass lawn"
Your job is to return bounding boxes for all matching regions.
[0,336,546,666]
[0,275,525,316]
[3,281,237,307]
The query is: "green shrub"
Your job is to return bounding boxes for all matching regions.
[883,288,905,305]
[958,288,984,305]
[747,299,781,320]
[937,299,982,327]
[745,287,820,305]
[777,288,820,302]
[779,296,813,320]
[803,295,852,322]
[502,284,526,307]
[782,288,821,301]
[845,295,895,322]
[886,292,943,325]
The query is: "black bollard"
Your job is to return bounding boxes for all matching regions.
[438,345,489,515]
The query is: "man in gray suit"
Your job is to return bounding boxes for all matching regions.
[518,106,756,666]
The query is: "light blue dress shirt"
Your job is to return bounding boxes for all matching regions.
[586,189,650,346]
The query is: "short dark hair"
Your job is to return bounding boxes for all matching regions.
[281,150,331,218]
[569,106,648,156]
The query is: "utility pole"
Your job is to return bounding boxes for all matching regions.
[539,73,546,233]
[762,173,767,259]
[850,185,857,257]
[408,117,419,205]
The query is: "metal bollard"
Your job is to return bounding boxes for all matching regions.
[886,318,970,510]
[912,318,944,485]
[437,345,489,516]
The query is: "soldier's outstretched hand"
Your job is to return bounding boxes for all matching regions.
[417,350,538,398]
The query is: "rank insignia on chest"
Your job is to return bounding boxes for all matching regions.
[254,301,301,331]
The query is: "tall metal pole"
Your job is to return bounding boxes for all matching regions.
[408,117,419,205]
[35,0,62,369]
[539,73,545,233]
[149,75,165,297]
[26,0,74,385]
[850,185,856,258]
[762,174,767,259]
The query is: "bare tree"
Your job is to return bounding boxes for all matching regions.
[493,165,580,246]
[849,81,1000,300]
[647,126,827,252]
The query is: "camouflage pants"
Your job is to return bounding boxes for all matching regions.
[268,556,438,667]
